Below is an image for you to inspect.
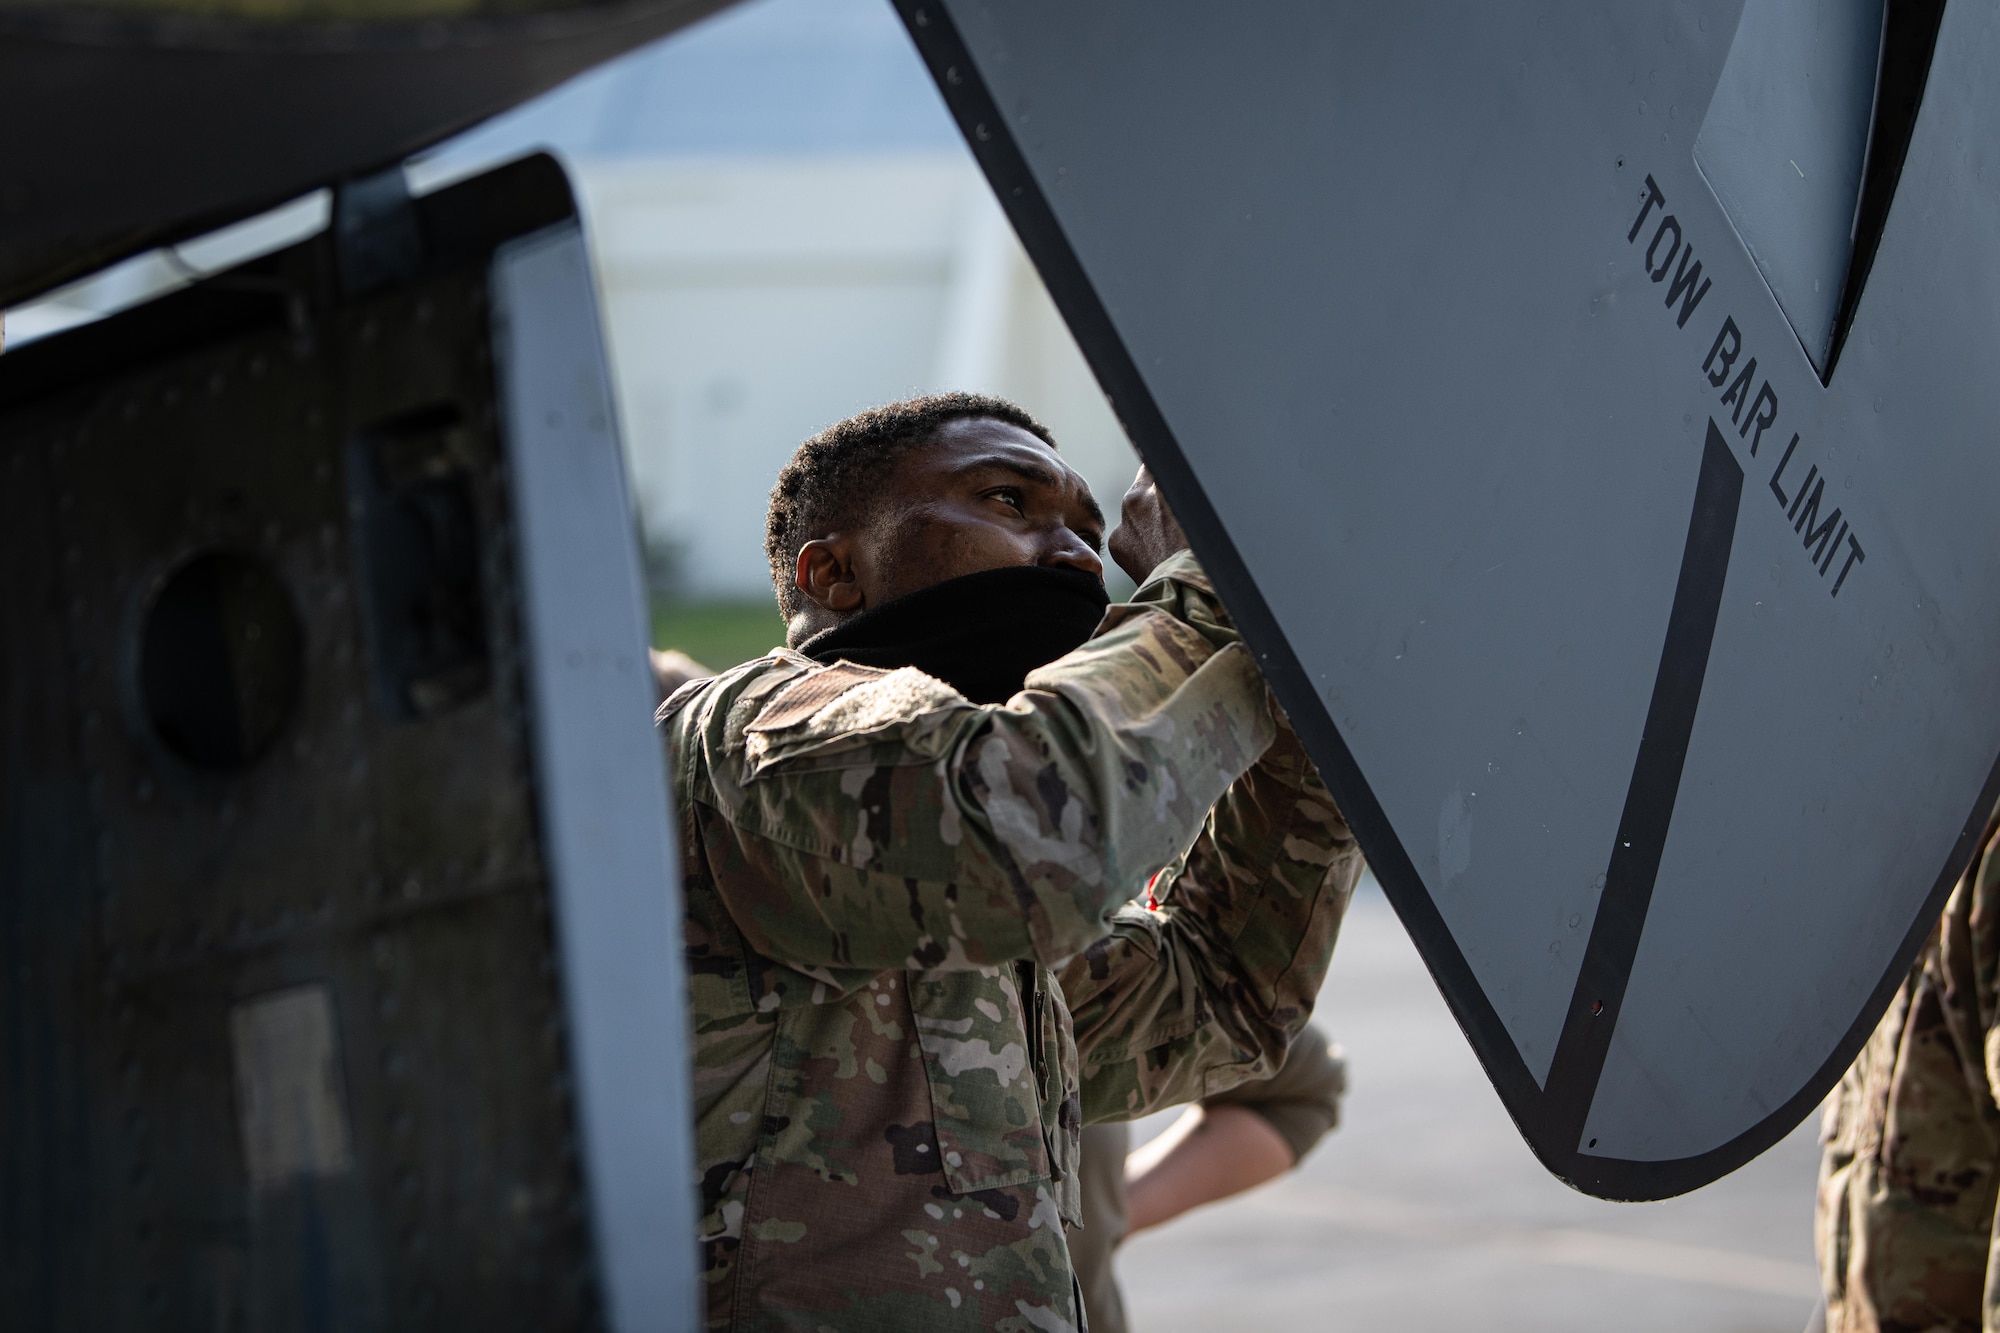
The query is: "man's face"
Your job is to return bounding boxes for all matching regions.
[792,416,1106,630]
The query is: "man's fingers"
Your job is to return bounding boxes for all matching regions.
[1120,465,1156,519]
[1107,463,1191,586]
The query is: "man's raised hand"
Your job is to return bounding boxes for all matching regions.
[1108,466,1190,585]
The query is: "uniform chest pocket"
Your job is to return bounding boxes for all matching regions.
[907,966,1050,1195]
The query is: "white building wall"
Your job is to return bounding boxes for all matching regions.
[571,154,1140,600]
[4,0,1144,605]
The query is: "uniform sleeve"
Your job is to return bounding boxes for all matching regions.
[1815,809,2000,1333]
[1199,1023,1347,1165]
[675,552,1278,976]
[1059,709,1363,1125]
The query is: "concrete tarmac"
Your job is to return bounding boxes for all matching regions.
[1116,878,1823,1333]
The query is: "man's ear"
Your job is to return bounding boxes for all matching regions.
[795,536,864,615]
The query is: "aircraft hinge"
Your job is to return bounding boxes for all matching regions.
[335,166,424,299]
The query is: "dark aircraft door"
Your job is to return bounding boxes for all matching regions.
[0,156,694,1330]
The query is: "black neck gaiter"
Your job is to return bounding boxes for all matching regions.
[799,564,1111,705]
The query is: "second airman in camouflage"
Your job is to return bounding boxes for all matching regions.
[1818,800,2000,1332]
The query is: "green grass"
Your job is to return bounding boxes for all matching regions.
[651,598,789,673]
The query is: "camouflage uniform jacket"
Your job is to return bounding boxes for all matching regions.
[660,552,1361,1332]
[1819,804,2000,1332]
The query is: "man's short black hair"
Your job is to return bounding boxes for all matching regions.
[764,392,1057,618]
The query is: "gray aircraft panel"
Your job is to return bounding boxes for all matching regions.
[902,0,2000,1196]
[493,223,697,1331]
[1588,3,2000,1160]
[934,0,1732,1091]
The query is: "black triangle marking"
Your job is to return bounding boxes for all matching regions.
[1542,420,1744,1152]
[1824,0,1948,380]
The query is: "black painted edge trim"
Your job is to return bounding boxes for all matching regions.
[885,0,1558,1171]
[894,0,2000,1199]
[1543,420,1744,1151]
